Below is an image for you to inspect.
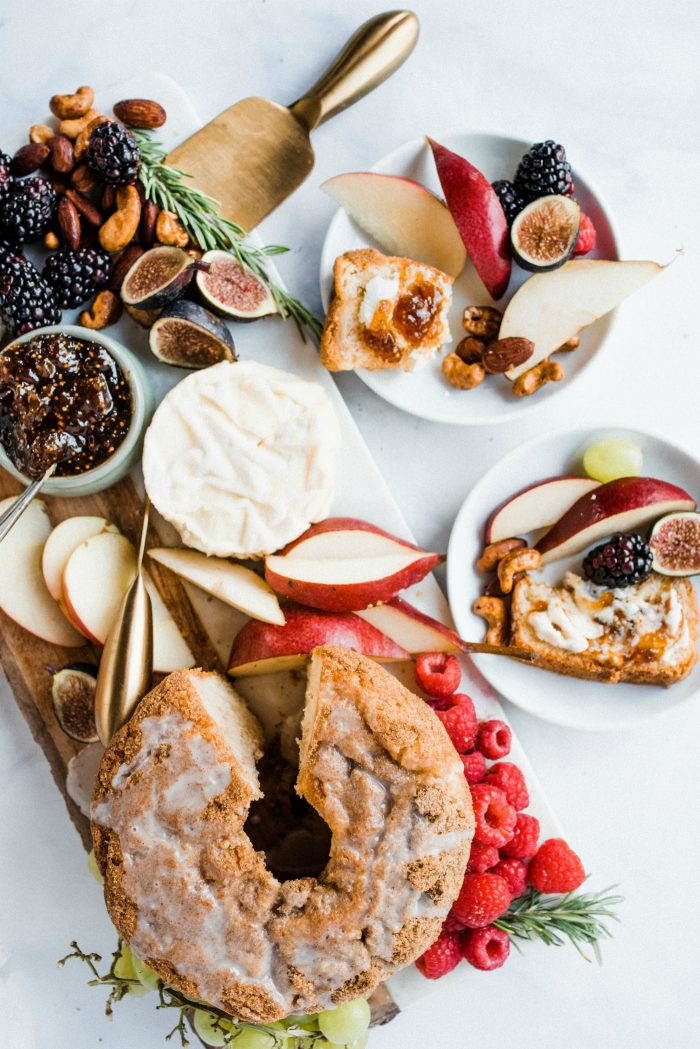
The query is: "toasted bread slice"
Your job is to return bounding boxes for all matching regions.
[320,248,453,372]
[510,571,698,686]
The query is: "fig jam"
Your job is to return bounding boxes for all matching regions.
[0,333,132,479]
[392,279,439,342]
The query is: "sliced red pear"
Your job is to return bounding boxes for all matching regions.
[537,477,697,565]
[485,476,601,544]
[148,547,285,625]
[427,138,511,300]
[356,597,465,654]
[42,516,119,602]
[278,517,431,558]
[62,531,194,672]
[0,497,83,647]
[502,259,664,380]
[227,604,409,677]
[322,172,467,278]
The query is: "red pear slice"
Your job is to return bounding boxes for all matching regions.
[356,597,465,654]
[485,476,601,544]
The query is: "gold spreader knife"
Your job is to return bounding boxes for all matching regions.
[0,463,56,545]
[167,10,420,231]
[95,502,153,745]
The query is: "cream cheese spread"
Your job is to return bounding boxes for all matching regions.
[359,275,400,328]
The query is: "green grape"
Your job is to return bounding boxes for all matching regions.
[86,849,104,884]
[583,439,643,483]
[114,944,138,981]
[131,952,160,992]
[192,1009,234,1046]
[229,1028,279,1049]
[317,999,371,1045]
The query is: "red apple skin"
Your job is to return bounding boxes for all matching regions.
[484,475,600,544]
[427,138,511,300]
[536,477,697,561]
[264,552,441,612]
[276,517,429,557]
[227,604,409,674]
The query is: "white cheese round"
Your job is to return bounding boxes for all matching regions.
[143,361,340,558]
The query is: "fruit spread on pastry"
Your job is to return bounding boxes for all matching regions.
[0,331,131,477]
[473,439,700,685]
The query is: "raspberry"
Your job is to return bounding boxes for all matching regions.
[467,842,499,873]
[500,812,540,859]
[460,750,486,784]
[415,929,462,979]
[470,783,517,848]
[574,212,597,256]
[528,838,585,894]
[442,910,465,935]
[483,761,529,810]
[492,858,528,899]
[461,925,510,971]
[415,652,461,698]
[477,719,511,759]
[452,872,511,929]
[437,696,478,754]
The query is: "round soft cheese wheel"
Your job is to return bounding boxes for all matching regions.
[142,361,341,558]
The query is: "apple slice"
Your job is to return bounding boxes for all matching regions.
[322,172,467,279]
[485,476,601,544]
[0,497,84,647]
[502,259,664,379]
[228,604,409,676]
[42,516,119,602]
[62,532,194,672]
[265,518,441,612]
[536,477,697,565]
[427,138,511,300]
[148,547,285,625]
[356,597,465,654]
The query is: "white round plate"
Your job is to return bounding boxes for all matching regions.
[320,131,620,425]
[447,426,700,730]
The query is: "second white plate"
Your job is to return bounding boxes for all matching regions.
[320,131,619,425]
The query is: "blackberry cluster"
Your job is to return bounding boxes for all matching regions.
[0,250,61,335]
[491,179,526,226]
[0,177,56,244]
[87,121,141,185]
[514,140,574,201]
[583,533,653,589]
[43,248,111,308]
[0,151,12,199]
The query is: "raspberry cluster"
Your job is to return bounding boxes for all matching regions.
[413,650,586,978]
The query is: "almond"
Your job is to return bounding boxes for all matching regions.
[108,244,144,293]
[65,187,103,227]
[70,162,99,195]
[11,142,49,176]
[482,337,535,375]
[49,134,75,174]
[57,197,81,250]
[113,98,167,129]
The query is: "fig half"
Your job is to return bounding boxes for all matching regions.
[511,195,581,272]
[196,249,277,321]
[121,246,195,310]
[650,511,700,576]
[51,663,98,744]
[149,300,237,369]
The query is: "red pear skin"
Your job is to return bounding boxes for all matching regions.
[227,604,409,674]
[383,597,467,651]
[277,517,428,556]
[427,138,511,300]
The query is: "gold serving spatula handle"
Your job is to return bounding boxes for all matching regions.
[290,10,420,131]
[95,505,153,745]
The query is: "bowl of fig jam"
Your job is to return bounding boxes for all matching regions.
[0,326,152,495]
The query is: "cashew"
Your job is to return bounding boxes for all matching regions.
[50,85,94,120]
[155,209,189,247]
[98,185,142,253]
[476,537,526,573]
[472,596,508,646]
[442,353,485,390]
[512,358,564,398]
[79,290,122,330]
[74,115,109,160]
[497,547,542,594]
[556,335,581,353]
[58,108,102,141]
[29,124,54,145]
[43,231,60,250]
[462,305,502,341]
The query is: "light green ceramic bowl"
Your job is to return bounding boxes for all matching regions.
[0,325,153,496]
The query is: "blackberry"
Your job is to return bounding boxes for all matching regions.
[0,151,13,200]
[491,179,526,226]
[0,177,56,244]
[583,533,653,589]
[0,250,61,336]
[514,140,574,201]
[43,248,111,309]
[87,121,141,185]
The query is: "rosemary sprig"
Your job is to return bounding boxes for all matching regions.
[494,884,623,963]
[134,129,322,341]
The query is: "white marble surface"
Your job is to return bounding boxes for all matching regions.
[1,1,700,1047]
